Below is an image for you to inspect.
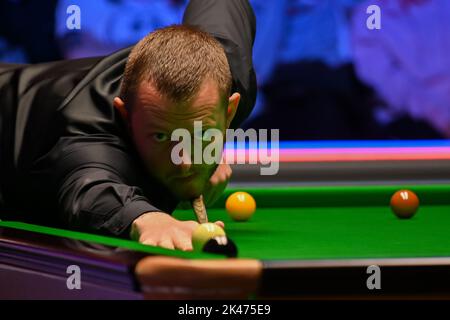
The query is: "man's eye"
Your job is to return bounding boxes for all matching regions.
[152,133,168,142]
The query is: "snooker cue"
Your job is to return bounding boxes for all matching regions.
[191,195,208,224]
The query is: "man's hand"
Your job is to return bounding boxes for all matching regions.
[176,163,232,210]
[130,212,224,250]
[204,163,232,206]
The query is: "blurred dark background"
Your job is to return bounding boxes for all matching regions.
[1,0,449,140]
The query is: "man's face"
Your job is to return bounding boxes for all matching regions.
[128,79,228,201]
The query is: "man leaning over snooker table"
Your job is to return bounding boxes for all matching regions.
[0,0,257,251]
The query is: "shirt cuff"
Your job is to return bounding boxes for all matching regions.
[105,199,163,237]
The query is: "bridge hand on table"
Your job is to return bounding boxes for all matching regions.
[130,211,223,251]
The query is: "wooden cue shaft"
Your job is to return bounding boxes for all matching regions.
[191,195,208,224]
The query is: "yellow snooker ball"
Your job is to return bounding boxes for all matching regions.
[225,191,256,222]
[192,223,226,251]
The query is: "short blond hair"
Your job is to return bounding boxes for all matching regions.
[120,25,232,108]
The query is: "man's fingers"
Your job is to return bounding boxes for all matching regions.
[214,220,225,229]
[226,165,232,176]
[141,238,157,247]
[215,172,228,183]
[209,163,232,186]
[209,175,218,185]
[158,238,175,250]
[142,236,175,250]
[172,228,193,251]
[173,233,193,251]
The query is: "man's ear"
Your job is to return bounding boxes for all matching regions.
[113,97,129,121]
[226,92,240,128]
